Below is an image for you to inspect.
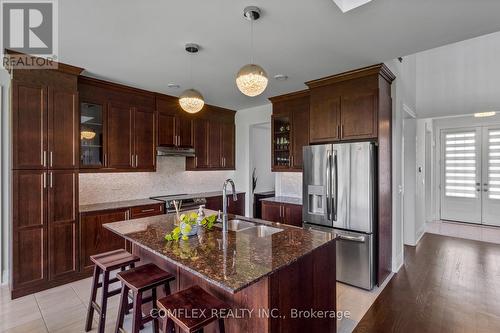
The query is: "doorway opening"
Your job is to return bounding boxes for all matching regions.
[248,122,274,217]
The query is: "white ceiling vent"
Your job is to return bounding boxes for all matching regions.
[332,0,373,13]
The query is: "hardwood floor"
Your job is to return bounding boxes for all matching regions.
[355,233,500,333]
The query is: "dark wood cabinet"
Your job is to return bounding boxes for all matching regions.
[340,93,378,140]
[78,77,157,172]
[177,115,194,148]
[205,193,246,216]
[134,107,156,170]
[11,64,84,299]
[309,87,341,143]
[48,170,78,279]
[262,200,303,227]
[261,201,282,223]
[12,82,47,170]
[191,118,209,169]
[107,102,134,169]
[186,105,236,171]
[157,94,194,149]
[12,170,47,289]
[208,120,222,168]
[129,203,164,219]
[80,202,164,273]
[80,209,129,273]
[48,88,79,169]
[221,122,235,169]
[307,68,384,143]
[269,90,310,171]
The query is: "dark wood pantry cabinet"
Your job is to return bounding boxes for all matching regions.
[10,62,84,299]
[306,64,395,285]
[269,90,310,171]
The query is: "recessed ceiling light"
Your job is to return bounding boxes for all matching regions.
[274,74,288,81]
[167,83,180,89]
[332,0,373,13]
[474,111,497,118]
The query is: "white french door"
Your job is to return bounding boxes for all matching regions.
[441,126,500,226]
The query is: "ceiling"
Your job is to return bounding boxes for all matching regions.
[59,0,500,110]
[416,30,500,118]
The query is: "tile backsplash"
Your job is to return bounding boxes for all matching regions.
[275,172,302,198]
[79,157,235,205]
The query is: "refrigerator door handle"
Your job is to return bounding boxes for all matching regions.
[337,234,366,243]
[326,150,332,221]
[332,150,338,221]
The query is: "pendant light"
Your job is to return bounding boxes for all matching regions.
[179,43,205,113]
[236,6,268,97]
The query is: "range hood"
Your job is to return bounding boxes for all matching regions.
[157,146,196,157]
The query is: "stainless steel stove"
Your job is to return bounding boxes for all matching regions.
[150,194,207,213]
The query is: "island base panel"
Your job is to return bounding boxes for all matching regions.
[132,241,336,333]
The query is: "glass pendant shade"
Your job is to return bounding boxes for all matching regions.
[80,129,96,140]
[179,89,205,113]
[236,64,268,97]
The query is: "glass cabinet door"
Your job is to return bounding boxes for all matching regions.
[80,102,104,167]
[273,115,291,168]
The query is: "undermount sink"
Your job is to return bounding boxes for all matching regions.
[240,225,283,238]
[215,219,256,231]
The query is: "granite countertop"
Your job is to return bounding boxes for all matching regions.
[104,210,334,294]
[80,191,245,213]
[80,199,162,213]
[260,196,303,206]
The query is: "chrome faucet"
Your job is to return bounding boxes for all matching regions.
[222,179,238,233]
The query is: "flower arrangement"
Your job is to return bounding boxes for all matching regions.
[164,212,217,241]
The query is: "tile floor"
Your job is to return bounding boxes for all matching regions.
[426,220,500,244]
[0,276,390,333]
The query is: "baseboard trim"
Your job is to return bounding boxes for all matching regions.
[392,252,404,273]
[415,225,426,245]
[1,269,9,286]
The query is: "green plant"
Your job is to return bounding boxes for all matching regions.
[164,213,217,242]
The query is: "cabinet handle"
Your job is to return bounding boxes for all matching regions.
[141,208,155,213]
[291,155,294,167]
[49,172,53,188]
[43,151,47,167]
[135,154,138,168]
[43,172,47,188]
[104,153,107,166]
[341,125,344,138]
[50,151,53,167]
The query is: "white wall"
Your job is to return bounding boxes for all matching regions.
[1,68,11,284]
[416,30,500,118]
[250,124,274,194]
[79,158,235,205]
[234,104,272,216]
[385,57,417,272]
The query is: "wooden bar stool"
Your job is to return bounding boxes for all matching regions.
[157,285,228,333]
[115,263,175,333]
[85,249,140,333]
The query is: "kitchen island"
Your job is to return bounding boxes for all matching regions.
[104,210,336,332]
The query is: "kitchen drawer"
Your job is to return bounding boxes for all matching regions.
[130,203,164,219]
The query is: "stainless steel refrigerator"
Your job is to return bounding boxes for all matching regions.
[302,142,376,290]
